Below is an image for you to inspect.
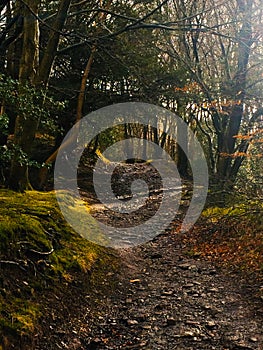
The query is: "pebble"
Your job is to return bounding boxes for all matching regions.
[183,283,194,288]
[193,281,202,285]
[161,290,174,296]
[142,324,152,330]
[127,319,139,326]
[177,263,191,270]
[182,330,195,337]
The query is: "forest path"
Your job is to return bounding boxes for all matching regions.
[40,232,263,350]
[92,237,263,350]
[39,162,263,349]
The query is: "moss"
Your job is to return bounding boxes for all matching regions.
[8,301,40,334]
[202,201,263,223]
[0,189,118,347]
[55,190,109,246]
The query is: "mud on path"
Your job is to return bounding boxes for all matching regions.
[38,162,263,350]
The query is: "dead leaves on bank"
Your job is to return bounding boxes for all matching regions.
[180,203,263,279]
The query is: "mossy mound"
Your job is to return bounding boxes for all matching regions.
[0,190,118,349]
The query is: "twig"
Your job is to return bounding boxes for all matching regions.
[0,260,20,266]
[27,247,54,256]
[0,260,27,271]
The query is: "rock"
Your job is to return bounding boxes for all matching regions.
[161,290,174,296]
[139,341,148,348]
[234,342,253,349]
[60,341,69,349]
[193,281,202,285]
[182,330,195,337]
[129,279,141,283]
[127,319,139,326]
[177,263,191,270]
[141,324,152,330]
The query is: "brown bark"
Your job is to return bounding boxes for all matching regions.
[216,1,252,184]
[35,0,72,88]
[38,45,97,188]
[8,0,72,191]
[76,46,97,122]
[9,0,40,191]
[6,1,23,79]
[177,124,189,178]
[39,0,113,188]
[75,0,113,122]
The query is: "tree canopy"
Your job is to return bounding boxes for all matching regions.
[0,0,262,192]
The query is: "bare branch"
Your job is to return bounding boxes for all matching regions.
[68,8,139,23]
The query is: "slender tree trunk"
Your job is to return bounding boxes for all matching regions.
[35,0,71,88]
[76,46,97,122]
[177,102,189,178]
[177,121,189,178]
[8,0,72,190]
[142,124,148,160]
[216,1,252,186]
[9,0,40,191]
[6,1,23,79]
[38,0,113,188]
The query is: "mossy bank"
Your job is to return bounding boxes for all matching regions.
[0,190,119,350]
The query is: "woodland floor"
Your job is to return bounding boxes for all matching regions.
[36,162,263,350]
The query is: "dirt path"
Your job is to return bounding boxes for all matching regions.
[37,232,263,350]
[37,162,263,349]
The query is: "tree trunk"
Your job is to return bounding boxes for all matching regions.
[38,0,113,188]
[76,46,96,122]
[177,121,189,178]
[216,1,252,186]
[5,1,23,79]
[8,0,71,191]
[35,0,71,88]
[9,0,40,191]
